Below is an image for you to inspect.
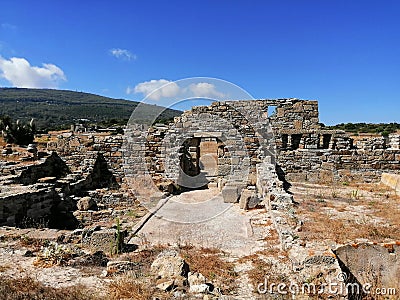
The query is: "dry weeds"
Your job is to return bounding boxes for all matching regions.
[0,276,100,300]
[108,276,157,300]
[293,181,400,244]
[179,245,238,294]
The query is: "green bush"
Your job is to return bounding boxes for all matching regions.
[1,116,36,145]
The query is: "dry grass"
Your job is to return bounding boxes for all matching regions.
[245,255,290,293]
[293,182,400,244]
[121,245,166,276]
[300,211,398,244]
[238,247,290,293]
[108,276,157,300]
[246,256,273,290]
[0,264,11,272]
[19,236,48,252]
[179,245,238,294]
[0,276,100,300]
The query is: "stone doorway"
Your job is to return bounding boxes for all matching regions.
[178,135,221,189]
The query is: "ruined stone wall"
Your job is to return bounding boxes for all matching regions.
[16,152,70,185]
[0,187,60,227]
[48,134,125,184]
[123,99,319,189]
[124,99,399,188]
[277,148,400,183]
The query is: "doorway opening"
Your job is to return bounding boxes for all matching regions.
[178,136,222,190]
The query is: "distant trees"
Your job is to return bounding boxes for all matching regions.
[0,115,36,145]
[325,122,400,136]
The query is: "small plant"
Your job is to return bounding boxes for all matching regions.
[110,218,124,255]
[350,189,360,200]
[125,210,138,218]
[34,241,76,267]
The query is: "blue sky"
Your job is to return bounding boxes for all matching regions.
[0,0,399,125]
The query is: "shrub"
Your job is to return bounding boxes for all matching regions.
[1,117,36,145]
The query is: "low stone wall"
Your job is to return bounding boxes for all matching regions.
[68,152,119,196]
[0,187,60,227]
[256,157,344,285]
[278,149,400,183]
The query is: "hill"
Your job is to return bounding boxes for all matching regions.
[0,88,181,131]
[323,122,400,136]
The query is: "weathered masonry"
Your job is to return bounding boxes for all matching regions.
[124,99,400,194]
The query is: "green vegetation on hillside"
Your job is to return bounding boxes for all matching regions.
[323,122,400,136]
[0,88,181,131]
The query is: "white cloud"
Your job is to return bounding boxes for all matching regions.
[109,48,136,61]
[0,56,66,88]
[187,82,226,98]
[129,79,228,102]
[129,79,180,100]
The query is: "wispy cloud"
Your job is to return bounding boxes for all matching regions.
[0,56,66,88]
[1,23,17,31]
[109,48,136,61]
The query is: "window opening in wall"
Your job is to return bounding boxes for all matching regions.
[282,134,288,149]
[268,106,277,118]
[291,134,302,150]
[322,134,332,149]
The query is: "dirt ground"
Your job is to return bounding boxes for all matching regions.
[0,180,399,299]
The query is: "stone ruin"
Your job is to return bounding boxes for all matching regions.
[1,98,399,297]
[123,98,400,203]
[0,144,121,229]
[120,99,400,293]
[122,98,400,255]
[1,98,400,229]
[0,97,398,234]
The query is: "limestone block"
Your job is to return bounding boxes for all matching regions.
[188,272,206,286]
[151,249,189,279]
[189,283,210,293]
[77,196,97,211]
[207,182,218,189]
[294,120,303,130]
[335,243,400,288]
[381,172,400,193]
[156,278,175,291]
[222,185,239,203]
[239,189,252,209]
